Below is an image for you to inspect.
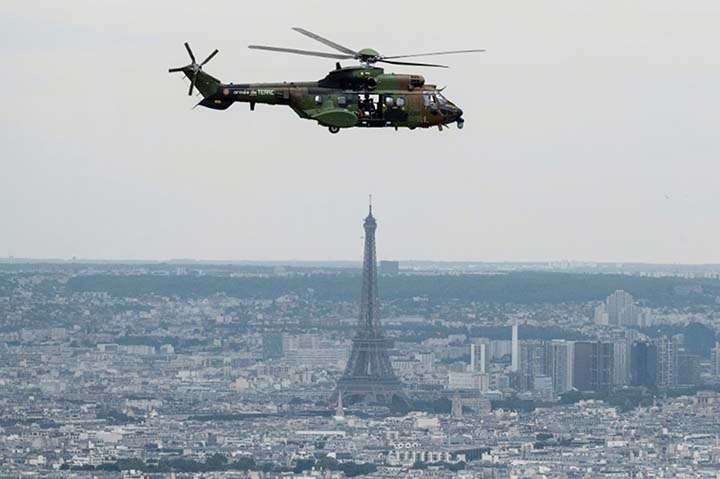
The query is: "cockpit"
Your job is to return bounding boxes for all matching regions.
[423,92,450,107]
[423,91,463,127]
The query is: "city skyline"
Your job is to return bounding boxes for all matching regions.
[1,200,720,476]
[2,247,720,476]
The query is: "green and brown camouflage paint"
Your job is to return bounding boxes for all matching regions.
[184,65,463,132]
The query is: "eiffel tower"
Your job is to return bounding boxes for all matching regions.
[336,200,405,406]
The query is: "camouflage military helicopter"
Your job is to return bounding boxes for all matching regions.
[168,28,484,133]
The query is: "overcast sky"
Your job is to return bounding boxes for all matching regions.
[1,1,719,263]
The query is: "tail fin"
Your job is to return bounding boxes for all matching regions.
[168,42,221,98]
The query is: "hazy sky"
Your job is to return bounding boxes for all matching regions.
[1,1,719,263]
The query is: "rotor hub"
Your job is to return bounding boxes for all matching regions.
[357,48,381,63]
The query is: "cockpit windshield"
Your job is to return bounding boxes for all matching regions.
[423,92,452,108]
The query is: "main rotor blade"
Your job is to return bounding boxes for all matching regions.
[380,59,449,69]
[248,45,353,59]
[184,42,196,63]
[383,49,485,60]
[292,27,358,56]
[201,49,219,66]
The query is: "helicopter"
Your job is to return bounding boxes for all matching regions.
[168,28,484,133]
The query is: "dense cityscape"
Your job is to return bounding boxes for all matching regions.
[1,208,720,479]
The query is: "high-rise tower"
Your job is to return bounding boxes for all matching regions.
[511,320,519,372]
[336,201,404,406]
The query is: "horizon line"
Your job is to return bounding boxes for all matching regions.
[1,257,720,268]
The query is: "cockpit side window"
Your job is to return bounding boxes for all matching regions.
[423,93,436,107]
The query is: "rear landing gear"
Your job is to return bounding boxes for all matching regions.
[328,126,340,134]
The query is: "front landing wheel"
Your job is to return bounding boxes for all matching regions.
[328,126,340,134]
[457,119,465,130]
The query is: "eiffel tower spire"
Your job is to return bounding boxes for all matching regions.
[336,200,405,406]
[360,199,380,337]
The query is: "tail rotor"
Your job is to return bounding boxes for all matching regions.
[168,42,219,96]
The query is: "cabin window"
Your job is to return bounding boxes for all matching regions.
[358,94,380,119]
[337,96,347,107]
[314,95,323,105]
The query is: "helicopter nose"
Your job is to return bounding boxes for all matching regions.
[456,107,463,119]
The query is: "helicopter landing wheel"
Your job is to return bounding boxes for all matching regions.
[409,126,416,130]
[457,119,465,130]
[328,126,340,134]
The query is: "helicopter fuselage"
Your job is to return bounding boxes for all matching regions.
[190,65,464,133]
